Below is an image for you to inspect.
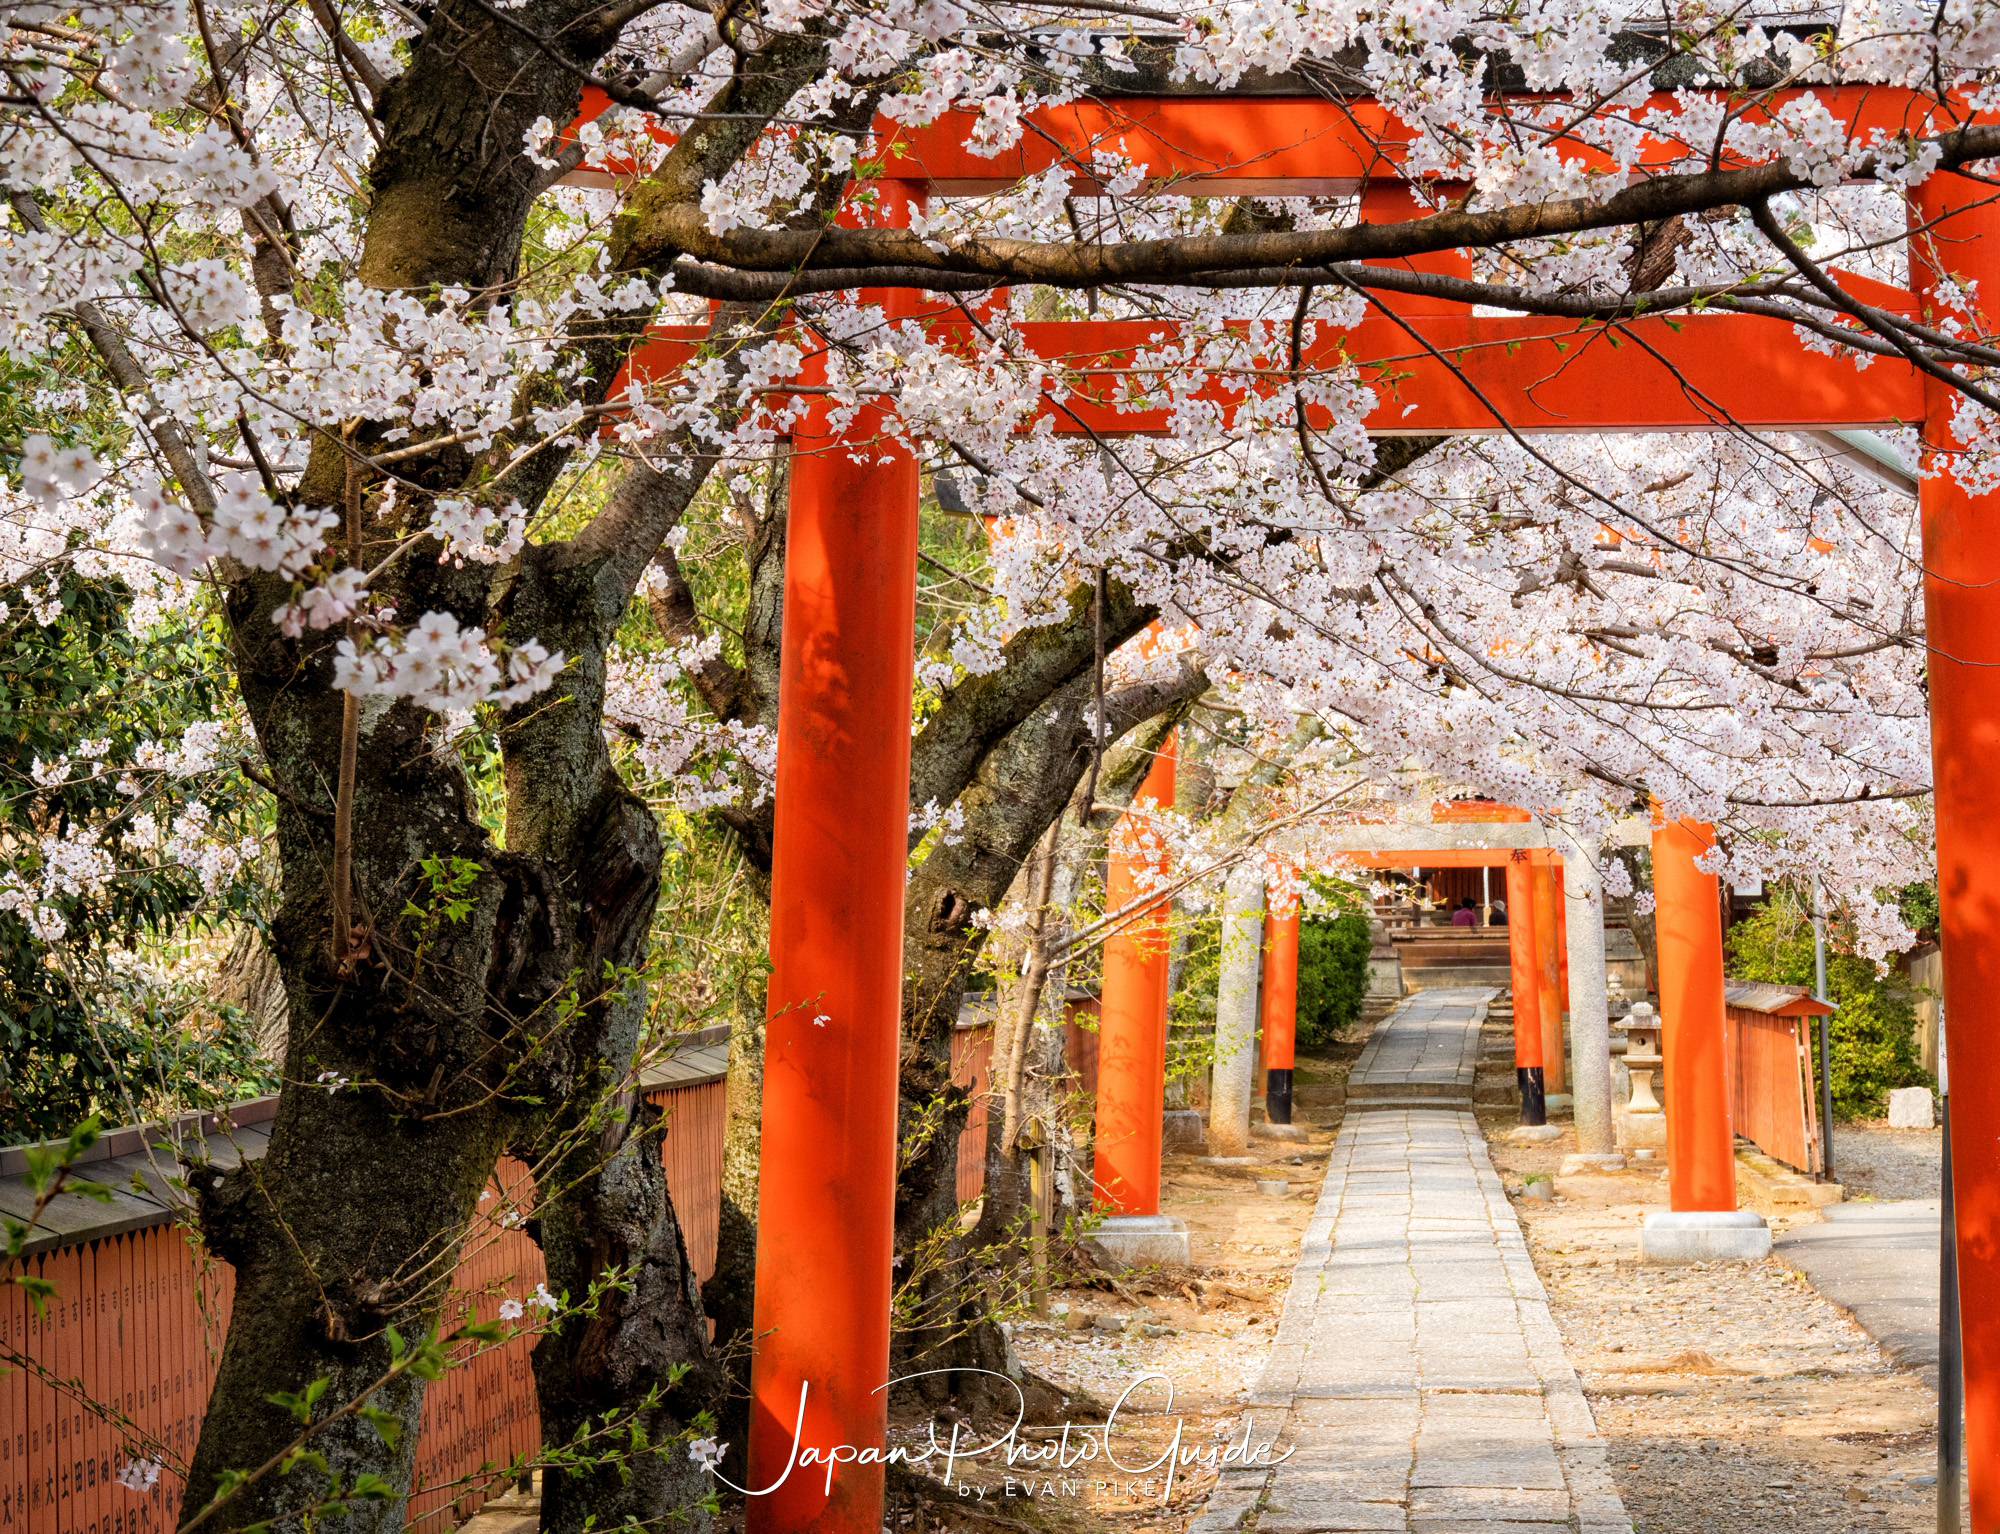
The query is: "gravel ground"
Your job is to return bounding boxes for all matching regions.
[1481,1074,1954,1534]
[1834,1121,1945,1202]
[879,1037,1367,1534]
[471,1021,1954,1534]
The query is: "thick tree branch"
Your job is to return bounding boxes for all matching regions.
[306,0,389,98]
[908,575,1156,829]
[615,122,2000,286]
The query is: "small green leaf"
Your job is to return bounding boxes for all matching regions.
[279,1448,330,1478]
[358,1405,404,1449]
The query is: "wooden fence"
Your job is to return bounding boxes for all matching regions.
[1,1032,729,1534]
[1723,980,1833,1176]
[949,994,1100,1206]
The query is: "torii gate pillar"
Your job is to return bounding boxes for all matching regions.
[1643,817,1769,1263]
[1503,856,1546,1125]
[746,182,924,1534]
[1091,738,1189,1266]
[1914,169,2000,1525]
[1260,863,1301,1126]
[1530,862,1566,1100]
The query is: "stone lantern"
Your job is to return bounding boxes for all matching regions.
[1617,1001,1667,1153]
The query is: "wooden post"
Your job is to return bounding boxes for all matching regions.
[1260,864,1300,1125]
[1504,856,1545,1123]
[1094,739,1176,1214]
[745,181,924,1534]
[1650,817,1736,1212]
[1532,862,1566,1097]
[1913,167,2000,1527]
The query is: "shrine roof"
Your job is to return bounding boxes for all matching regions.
[1724,980,1837,1017]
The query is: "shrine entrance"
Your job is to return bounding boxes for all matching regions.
[599,84,1997,1532]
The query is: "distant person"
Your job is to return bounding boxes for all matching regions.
[1451,898,1478,927]
[1489,898,1508,926]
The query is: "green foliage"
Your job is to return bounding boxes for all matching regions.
[1166,883,1373,1060]
[1167,914,1220,1089]
[0,350,275,1142]
[1724,889,1929,1119]
[1296,907,1373,1048]
[1896,880,1939,941]
[0,576,270,1141]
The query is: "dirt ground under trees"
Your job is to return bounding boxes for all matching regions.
[1487,1108,1946,1534]
[466,1031,1953,1534]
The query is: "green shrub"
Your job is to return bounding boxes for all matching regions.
[1297,908,1373,1048]
[1167,915,1220,1090]
[1724,890,1929,1120]
[1164,884,1372,1065]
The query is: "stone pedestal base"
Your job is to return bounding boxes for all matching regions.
[1640,1209,1771,1263]
[1887,1086,1936,1129]
[1163,1109,1207,1151]
[1544,1092,1574,1113]
[1254,1123,1308,1142]
[1616,1109,1668,1152]
[1088,1215,1191,1269]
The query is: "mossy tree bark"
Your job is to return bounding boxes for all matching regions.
[174,6,836,1529]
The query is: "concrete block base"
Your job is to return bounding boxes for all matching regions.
[1163,1108,1207,1151]
[1640,1209,1771,1263]
[1088,1214,1191,1269]
[1615,1109,1668,1151]
[1888,1086,1936,1129]
[1561,1152,1627,1174]
[1544,1092,1574,1112]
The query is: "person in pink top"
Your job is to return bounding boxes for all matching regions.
[1451,899,1479,927]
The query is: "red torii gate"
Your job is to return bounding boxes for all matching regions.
[595,85,1998,1532]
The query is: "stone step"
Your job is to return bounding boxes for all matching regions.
[1347,1078,1475,1102]
[1403,967,1513,991]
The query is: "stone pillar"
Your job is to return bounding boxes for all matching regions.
[1207,861,1265,1159]
[1560,829,1619,1162]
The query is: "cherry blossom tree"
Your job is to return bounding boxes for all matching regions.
[0,0,1992,1527]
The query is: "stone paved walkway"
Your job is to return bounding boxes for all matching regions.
[1198,990,1633,1534]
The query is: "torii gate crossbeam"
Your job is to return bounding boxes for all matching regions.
[591,85,1998,1531]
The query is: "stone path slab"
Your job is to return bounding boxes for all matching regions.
[1776,1199,1941,1384]
[1343,990,1490,1106]
[1196,990,1634,1534]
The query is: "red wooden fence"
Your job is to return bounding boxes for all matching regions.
[2,1041,728,1534]
[1722,980,1832,1176]
[949,993,1101,1205]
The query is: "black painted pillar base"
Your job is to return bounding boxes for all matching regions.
[1518,1066,1547,1126]
[1266,1068,1293,1126]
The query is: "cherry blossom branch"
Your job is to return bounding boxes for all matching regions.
[617,122,2000,285]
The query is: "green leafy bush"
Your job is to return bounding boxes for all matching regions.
[1724,890,1929,1120]
[0,575,265,1141]
[1164,884,1372,1066]
[1296,908,1373,1048]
